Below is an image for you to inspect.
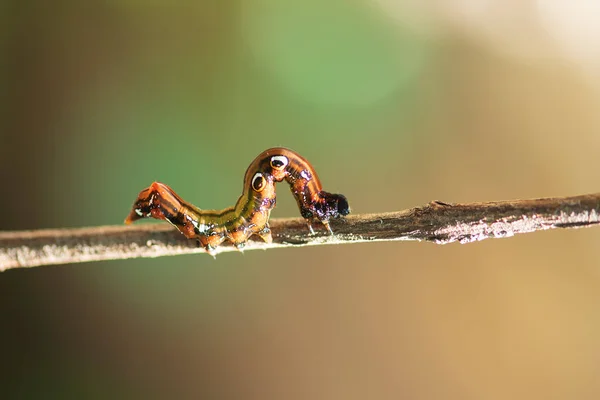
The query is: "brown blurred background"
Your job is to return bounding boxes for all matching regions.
[2,1,600,398]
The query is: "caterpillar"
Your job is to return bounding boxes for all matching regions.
[124,147,350,253]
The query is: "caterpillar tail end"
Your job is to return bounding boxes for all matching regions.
[124,209,143,224]
[124,183,159,225]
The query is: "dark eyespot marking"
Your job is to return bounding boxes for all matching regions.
[252,172,266,192]
[270,155,289,170]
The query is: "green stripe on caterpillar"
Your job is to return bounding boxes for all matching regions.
[125,147,350,254]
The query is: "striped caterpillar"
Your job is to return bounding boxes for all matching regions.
[124,147,350,253]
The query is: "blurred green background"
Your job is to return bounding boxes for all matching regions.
[2,1,600,398]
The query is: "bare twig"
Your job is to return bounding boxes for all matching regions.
[1,193,599,271]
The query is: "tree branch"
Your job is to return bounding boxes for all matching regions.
[1,192,599,271]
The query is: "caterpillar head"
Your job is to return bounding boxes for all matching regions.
[320,191,350,218]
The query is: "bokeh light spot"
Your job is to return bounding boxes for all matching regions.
[242,0,428,108]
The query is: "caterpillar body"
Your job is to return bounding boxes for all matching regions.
[125,147,350,253]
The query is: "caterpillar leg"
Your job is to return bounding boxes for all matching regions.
[257,224,273,243]
[226,229,250,253]
[227,224,272,252]
[306,221,316,235]
[321,220,333,235]
[198,234,226,256]
[304,219,332,235]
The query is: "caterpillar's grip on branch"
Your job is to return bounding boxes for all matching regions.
[124,148,350,254]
